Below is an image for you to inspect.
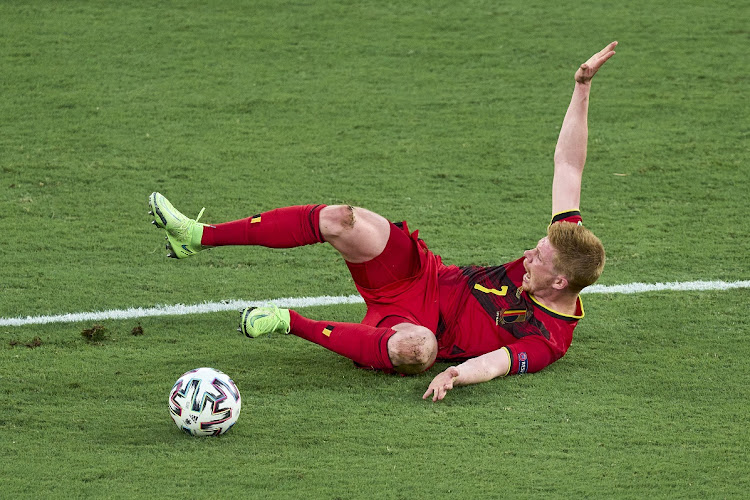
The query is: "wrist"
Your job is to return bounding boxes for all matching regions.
[449,366,461,384]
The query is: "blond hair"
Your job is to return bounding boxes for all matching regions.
[547,222,605,292]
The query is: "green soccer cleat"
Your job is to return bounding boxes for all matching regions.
[239,306,291,338]
[148,192,209,259]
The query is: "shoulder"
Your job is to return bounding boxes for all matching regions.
[550,210,583,226]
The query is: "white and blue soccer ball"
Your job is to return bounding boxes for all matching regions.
[169,367,241,436]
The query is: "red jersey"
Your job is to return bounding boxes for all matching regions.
[356,211,585,375]
[435,255,583,374]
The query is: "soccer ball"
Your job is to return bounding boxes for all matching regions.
[169,367,241,436]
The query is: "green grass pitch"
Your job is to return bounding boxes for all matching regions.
[1,0,748,498]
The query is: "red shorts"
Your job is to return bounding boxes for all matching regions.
[346,222,442,332]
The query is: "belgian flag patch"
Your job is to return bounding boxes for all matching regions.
[250,214,262,223]
[322,325,334,337]
[497,309,528,325]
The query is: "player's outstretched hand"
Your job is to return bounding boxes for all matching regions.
[575,41,618,84]
[423,366,460,402]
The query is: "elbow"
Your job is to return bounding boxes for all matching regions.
[553,146,564,165]
[554,156,584,173]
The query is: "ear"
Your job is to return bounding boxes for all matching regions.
[552,275,569,291]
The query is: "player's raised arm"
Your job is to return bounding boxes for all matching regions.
[551,41,617,216]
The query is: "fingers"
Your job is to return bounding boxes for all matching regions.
[434,385,448,402]
[595,49,616,67]
[591,41,617,63]
[575,42,618,83]
[433,389,442,402]
[422,384,446,402]
[593,41,617,67]
[423,366,460,402]
[597,41,618,58]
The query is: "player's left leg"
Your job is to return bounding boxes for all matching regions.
[317,204,391,263]
[149,191,329,258]
[149,192,211,259]
[149,192,393,262]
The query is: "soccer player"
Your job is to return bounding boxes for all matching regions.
[149,42,616,402]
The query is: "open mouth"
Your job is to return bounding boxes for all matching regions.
[522,259,530,284]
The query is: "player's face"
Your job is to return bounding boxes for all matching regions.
[522,237,562,294]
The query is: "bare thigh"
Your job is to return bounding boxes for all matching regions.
[318,205,391,263]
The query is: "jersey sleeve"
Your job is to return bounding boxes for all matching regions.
[550,210,583,226]
[503,336,563,375]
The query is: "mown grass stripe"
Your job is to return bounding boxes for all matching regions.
[2,280,748,327]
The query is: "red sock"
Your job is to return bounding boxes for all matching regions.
[201,204,326,248]
[288,311,396,371]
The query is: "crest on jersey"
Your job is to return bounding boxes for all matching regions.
[496,308,529,325]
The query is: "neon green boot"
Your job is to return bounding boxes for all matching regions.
[148,192,209,259]
[239,306,291,338]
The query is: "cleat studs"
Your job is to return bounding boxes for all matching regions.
[151,220,156,225]
[149,210,154,216]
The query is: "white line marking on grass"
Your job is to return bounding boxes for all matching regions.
[1,280,749,327]
[586,279,750,294]
[0,295,365,327]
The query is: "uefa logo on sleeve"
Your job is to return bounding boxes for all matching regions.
[518,352,528,374]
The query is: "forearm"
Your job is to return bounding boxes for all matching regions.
[554,82,591,174]
[423,348,511,401]
[452,348,510,387]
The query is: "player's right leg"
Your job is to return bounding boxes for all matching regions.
[386,323,438,375]
[239,305,437,374]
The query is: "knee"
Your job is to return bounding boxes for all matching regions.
[387,325,438,375]
[319,205,357,239]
